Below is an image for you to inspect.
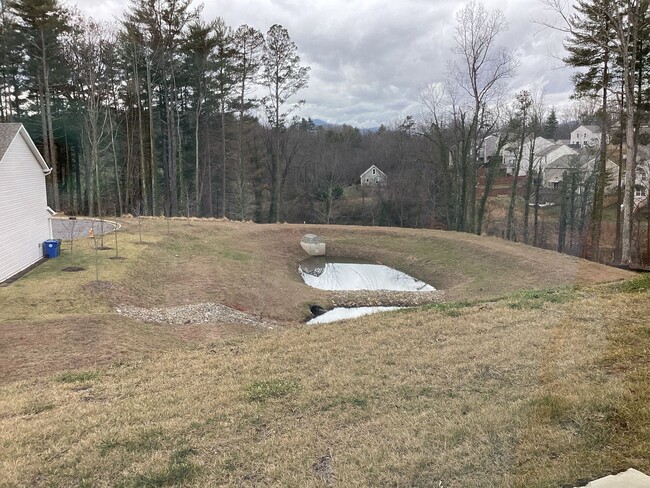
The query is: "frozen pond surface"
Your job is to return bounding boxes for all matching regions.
[307,306,403,325]
[299,257,435,291]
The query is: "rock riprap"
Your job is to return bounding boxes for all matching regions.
[116,302,274,328]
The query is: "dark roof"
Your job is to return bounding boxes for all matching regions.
[361,164,386,176]
[545,154,592,170]
[536,144,564,157]
[0,123,23,161]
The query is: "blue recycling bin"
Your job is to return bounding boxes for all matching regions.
[44,239,60,258]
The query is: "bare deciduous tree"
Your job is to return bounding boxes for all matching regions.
[450,0,517,232]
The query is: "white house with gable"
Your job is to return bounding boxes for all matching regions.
[543,154,619,192]
[0,123,54,283]
[360,165,387,186]
[570,125,603,147]
[501,136,577,176]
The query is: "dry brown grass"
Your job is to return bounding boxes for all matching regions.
[0,280,649,486]
[0,218,646,486]
[0,315,183,385]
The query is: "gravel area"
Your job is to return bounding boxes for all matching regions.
[52,218,118,240]
[115,292,444,328]
[116,303,276,329]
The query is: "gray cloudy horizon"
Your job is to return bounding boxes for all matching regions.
[67,0,574,129]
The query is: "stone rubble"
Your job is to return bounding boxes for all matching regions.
[116,302,275,328]
[116,291,444,328]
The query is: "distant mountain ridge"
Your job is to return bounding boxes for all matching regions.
[311,118,380,132]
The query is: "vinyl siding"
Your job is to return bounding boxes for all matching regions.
[360,166,387,185]
[0,133,50,282]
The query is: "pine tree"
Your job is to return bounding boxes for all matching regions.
[231,25,264,221]
[542,108,559,140]
[564,0,613,261]
[261,24,309,223]
[182,19,219,216]
[9,0,71,210]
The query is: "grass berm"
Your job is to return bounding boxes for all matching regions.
[0,217,647,487]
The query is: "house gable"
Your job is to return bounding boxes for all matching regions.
[0,123,52,282]
[0,124,50,173]
[360,165,387,186]
[570,125,602,147]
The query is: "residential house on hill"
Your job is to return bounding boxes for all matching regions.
[360,165,387,186]
[534,144,578,174]
[0,123,54,283]
[501,136,576,176]
[481,134,499,164]
[543,154,618,191]
[570,125,603,147]
[633,155,650,205]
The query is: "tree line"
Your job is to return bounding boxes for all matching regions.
[0,0,314,223]
[421,0,650,265]
[0,0,648,265]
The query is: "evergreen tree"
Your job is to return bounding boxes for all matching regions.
[564,0,614,261]
[231,25,264,221]
[261,24,309,223]
[542,107,559,140]
[213,19,236,218]
[182,19,219,215]
[9,0,72,210]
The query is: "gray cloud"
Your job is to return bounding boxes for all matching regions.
[66,0,574,128]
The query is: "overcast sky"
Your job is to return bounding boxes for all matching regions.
[66,0,573,128]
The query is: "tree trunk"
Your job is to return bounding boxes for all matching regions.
[589,45,609,261]
[146,56,156,216]
[507,118,527,241]
[221,102,227,218]
[533,166,542,247]
[108,109,123,215]
[522,138,537,244]
[134,48,148,215]
[195,105,201,215]
[621,84,637,264]
[40,27,60,210]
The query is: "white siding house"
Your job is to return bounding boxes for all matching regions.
[543,154,618,191]
[0,123,53,283]
[570,125,602,147]
[481,134,499,164]
[360,165,387,186]
[501,137,576,176]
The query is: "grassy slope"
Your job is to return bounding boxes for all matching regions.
[0,218,647,487]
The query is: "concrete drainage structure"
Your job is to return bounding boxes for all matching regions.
[300,234,326,256]
[576,469,650,488]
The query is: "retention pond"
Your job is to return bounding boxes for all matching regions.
[299,257,435,292]
[299,257,436,324]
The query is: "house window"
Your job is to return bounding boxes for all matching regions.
[553,181,559,189]
[375,178,379,183]
[635,187,647,198]
[372,168,376,175]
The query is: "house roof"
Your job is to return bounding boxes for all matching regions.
[361,164,386,177]
[0,123,50,173]
[574,125,600,133]
[536,144,568,158]
[0,123,23,161]
[544,154,592,170]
